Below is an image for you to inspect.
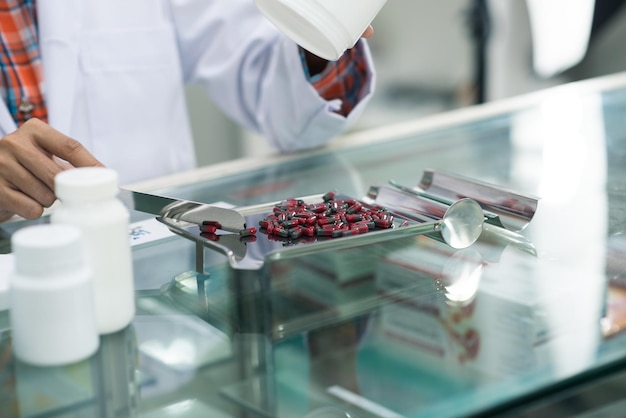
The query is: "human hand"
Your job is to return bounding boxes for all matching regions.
[0,119,104,222]
[362,25,374,38]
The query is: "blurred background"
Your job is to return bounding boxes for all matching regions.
[186,0,626,167]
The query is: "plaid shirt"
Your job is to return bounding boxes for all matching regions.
[301,42,370,116]
[0,0,47,125]
[0,1,368,126]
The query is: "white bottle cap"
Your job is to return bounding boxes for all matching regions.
[13,224,84,277]
[10,224,99,366]
[254,0,387,61]
[55,167,119,203]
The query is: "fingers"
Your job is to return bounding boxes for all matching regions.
[17,119,104,189]
[0,151,55,207]
[0,146,50,220]
[2,129,64,194]
[362,25,374,39]
[0,210,17,223]
[0,119,104,221]
[0,183,46,220]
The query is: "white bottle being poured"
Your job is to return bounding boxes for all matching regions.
[10,224,99,365]
[52,167,135,334]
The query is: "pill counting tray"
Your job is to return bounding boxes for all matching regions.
[155,170,538,272]
[157,192,434,271]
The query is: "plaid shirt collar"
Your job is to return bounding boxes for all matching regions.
[0,0,47,125]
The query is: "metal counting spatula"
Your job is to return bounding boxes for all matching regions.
[118,188,247,233]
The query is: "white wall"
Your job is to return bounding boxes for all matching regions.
[368,0,474,90]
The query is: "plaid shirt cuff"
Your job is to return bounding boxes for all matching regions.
[300,41,370,117]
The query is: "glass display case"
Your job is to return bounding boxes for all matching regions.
[2,72,626,417]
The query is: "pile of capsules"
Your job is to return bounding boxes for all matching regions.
[257,191,395,241]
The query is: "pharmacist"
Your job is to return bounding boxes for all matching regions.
[0,0,375,223]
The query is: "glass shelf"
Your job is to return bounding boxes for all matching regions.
[3,73,626,417]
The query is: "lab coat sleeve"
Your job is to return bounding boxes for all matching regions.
[170,0,375,152]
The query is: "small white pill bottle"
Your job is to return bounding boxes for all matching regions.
[52,167,135,335]
[10,224,99,366]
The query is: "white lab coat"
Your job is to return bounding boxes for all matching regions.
[0,0,374,185]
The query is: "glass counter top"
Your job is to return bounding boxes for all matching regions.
[2,72,626,417]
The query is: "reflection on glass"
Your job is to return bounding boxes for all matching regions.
[511,88,607,377]
[5,326,139,418]
[91,326,140,418]
[601,234,626,338]
[134,297,232,399]
[304,405,359,418]
[440,248,484,305]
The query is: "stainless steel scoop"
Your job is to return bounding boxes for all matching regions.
[119,188,246,232]
[365,184,485,249]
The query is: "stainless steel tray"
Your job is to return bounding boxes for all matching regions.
[155,170,538,272]
[158,192,485,271]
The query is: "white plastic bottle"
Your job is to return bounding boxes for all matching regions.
[10,224,99,365]
[52,167,135,334]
